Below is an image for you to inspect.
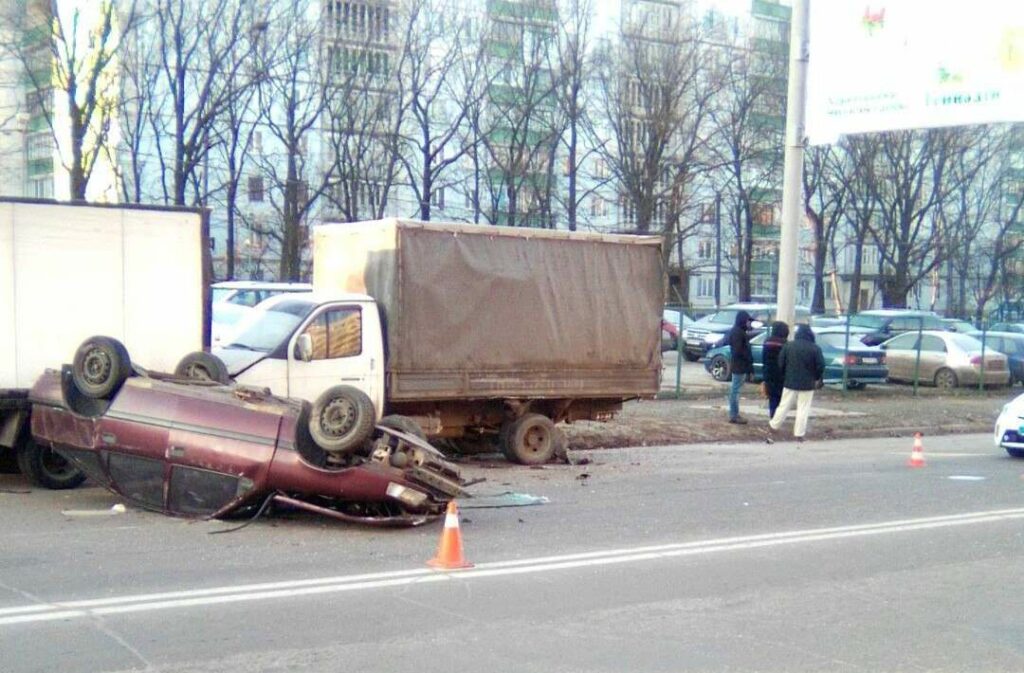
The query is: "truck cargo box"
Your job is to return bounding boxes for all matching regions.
[313,219,663,401]
[0,199,208,390]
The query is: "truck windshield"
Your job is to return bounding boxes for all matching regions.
[224,301,316,352]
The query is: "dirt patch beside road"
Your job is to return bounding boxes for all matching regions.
[564,384,1017,450]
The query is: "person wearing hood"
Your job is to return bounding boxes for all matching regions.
[726,310,755,424]
[761,321,789,420]
[769,324,825,441]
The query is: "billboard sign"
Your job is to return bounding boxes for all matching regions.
[806,1,1024,144]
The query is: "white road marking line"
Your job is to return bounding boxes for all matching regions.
[3,507,1024,627]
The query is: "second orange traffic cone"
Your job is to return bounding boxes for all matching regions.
[427,501,473,570]
[908,432,926,468]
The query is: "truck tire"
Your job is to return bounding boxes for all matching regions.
[378,414,427,441]
[502,413,557,465]
[175,352,231,384]
[72,336,131,399]
[309,385,376,454]
[16,435,85,490]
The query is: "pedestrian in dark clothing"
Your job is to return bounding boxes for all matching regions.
[769,324,825,440]
[726,310,755,424]
[761,321,789,420]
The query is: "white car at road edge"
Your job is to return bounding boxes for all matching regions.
[994,393,1024,457]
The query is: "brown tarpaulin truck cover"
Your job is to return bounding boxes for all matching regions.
[313,219,663,401]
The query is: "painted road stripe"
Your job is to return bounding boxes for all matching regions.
[3,507,1024,627]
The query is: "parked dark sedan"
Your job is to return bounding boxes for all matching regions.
[29,337,465,526]
[968,331,1024,385]
[703,329,887,389]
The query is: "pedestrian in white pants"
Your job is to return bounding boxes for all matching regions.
[768,324,825,440]
[769,387,815,438]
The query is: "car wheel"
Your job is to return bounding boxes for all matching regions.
[845,380,866,390]
[16,434,86,490]
[502,413,557,465]
[309,385,376,454]
[72,336,131,399]
[934,368,958,389]
[378,414,427,441]
[1006,447,1024,459]
[683,352,700,362]
[174,352,231,384]
[709,355,731,382]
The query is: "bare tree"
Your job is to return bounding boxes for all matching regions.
[396,0,487,222]
[147,0,261,206]
[4,0,139,200]
[864,129,955,308]
[593,8,715,236]
[477,6,562,228]
[802,144,846,313]
[838,134,882,312]
[553,0,596,231]
[321,4,410,224]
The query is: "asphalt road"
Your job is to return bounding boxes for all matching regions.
[3,433,1024,672]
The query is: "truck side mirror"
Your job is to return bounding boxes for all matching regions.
[295,334,313,362]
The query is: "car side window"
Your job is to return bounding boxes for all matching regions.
[920,335,946,352]
[887,334,918,350]
[303,307,363,360]
[890,317,919,331]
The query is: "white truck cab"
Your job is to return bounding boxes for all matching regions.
[214,293,385,418]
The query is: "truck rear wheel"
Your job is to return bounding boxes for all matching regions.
[72,336,131,399]
[502,413,557,465]
[16,435,85,490]
[309,385,376,454]
[175,352,231,384]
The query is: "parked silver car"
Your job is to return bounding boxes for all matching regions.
[880,330,1009,388]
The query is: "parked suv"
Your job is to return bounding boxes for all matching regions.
[680,303,810,361]
[847,309,946,346]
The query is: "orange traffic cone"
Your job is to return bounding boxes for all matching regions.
[908,432,926,468]
[427,501,473,570]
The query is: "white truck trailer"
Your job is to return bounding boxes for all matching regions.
[0,198,208,487]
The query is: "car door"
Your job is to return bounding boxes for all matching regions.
[882,333,919,381]
[286,303,377,408]
[917,334,948,383]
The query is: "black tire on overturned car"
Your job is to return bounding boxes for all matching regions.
[308,385,376,454]
[174,351,232,384]
[71,336,132,400]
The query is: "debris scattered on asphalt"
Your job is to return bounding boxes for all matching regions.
[62,503,127,517]
[461,492,549,509]
[947,475,986,481]
[576,473,590,481]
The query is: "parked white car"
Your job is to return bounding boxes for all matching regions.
[994,393,1024,458]
[212,280,313,307]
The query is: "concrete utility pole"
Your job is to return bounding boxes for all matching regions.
[775,0,809,327]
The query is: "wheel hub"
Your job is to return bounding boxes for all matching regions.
[83,349,112,386]
[321,399,356,437]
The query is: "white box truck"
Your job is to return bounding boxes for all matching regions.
[210,219,663,464]
[0,198,208,487]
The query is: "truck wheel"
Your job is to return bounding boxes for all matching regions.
[72,336,131,399]
[709,355,731,382]
[309,385,376,454]
[378,414,427,441]
[16,435,85,490]
[175,352,231,384]
[502,413,557,465]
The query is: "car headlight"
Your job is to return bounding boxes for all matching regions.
[704,333,722,344]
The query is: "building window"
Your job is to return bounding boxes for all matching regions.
[431,187,445,210]
[248,176,264,202]
[697,239,713,260]
[696,276,714,298]
[799,279,810,301]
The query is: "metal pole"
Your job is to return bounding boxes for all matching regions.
[775,0,809,328]
[675,311,684,399]
[715,192,722,307]
[979,324,987,393]
[912,316,923,397]
[842,312,851,395]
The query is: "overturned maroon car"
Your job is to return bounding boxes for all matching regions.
[28,336,466,526]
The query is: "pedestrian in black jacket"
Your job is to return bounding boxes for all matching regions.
[761,321,789,419]
[726,310,754,424]
[768,324,825,440]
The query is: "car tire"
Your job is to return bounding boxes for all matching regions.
[378,414,427,441]
[174,352,231,384]
[845,381,866,390]
[709,355,731,382]
[72,336,131,400]
[683,352,700,362]
[309,385,376,454]
[16,433,86,490]
[502,413,557,465]
[1006,447,1024,459]
[933,368,958,389]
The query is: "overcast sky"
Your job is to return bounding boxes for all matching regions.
[593,0,767,38]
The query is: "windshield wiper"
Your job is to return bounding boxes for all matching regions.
[225,342,265,352]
